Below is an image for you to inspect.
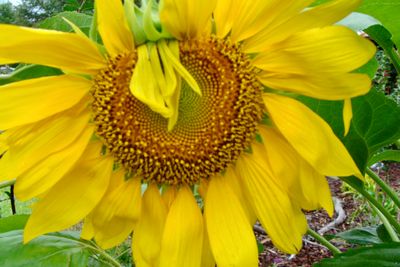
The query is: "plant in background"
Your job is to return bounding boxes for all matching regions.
[0,0,399,266]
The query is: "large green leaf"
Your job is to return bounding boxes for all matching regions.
[38,11,93,34]
[368,150,400,166]
[337,12,380,32]
[312,0,400,50]
[0,215,29,234]
[299,88,400,172]
[313,242,400,267]
[357,0,400,50]
[332,226,383,245]
[0,64,62,86]
[0,230,92,267]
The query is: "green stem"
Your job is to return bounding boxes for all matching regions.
[371,205,400,242]
[0,179,16,189]
[366,168,400,209]
[89,6,98,41]
[358,187,400,234]
[78,0,87,12]
[307,228,341,255]
[85,241,121,267]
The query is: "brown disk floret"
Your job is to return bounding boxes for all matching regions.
[92,37,264,185]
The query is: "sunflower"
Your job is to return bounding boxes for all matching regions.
[0,0,374,266]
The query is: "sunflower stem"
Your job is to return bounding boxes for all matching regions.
[86,241,121,267]
[89,4,98,42]
[307,228,341,256]
[353,183,400,234]
[370,205,400,242]
[366,168,400,209]
[0,179,16,189]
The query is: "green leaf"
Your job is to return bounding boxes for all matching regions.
[368,150,400,166]
[337,12,380,32]
[357,0,400,50]
[299,88,400,172]
[333,226,382,245]
[37,11,93,35]
[0,215,29,234]
[0,64,62,86]
[354,57,379,79]
[311,0,400,50]
[313,242,400,267]
[376,224,394,244]
[257,240,265,254]
[364,24,400,74]
[63,0,81,12]
[0,230,92,267]
[365,25,394,51]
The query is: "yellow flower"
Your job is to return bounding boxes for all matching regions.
[0,0,375,266]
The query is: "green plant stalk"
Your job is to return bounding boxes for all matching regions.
[85,242,122,267]
[357,186,400,234]
[371,205,400,242]
[0,179,16,189]
[89,6,98,41]
[307,228,341,255]
[366,168,400,208]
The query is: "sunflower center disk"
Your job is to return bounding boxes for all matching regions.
[92,37,264,185]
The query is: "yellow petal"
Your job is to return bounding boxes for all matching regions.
[236,150,306,254]
[0,75,91,130]
[133,183,167,266]
[81,216,95,240]
[298,160,334,216]
[15,125,94,201]
[263,94,362,177]
[159,0,216,39]
[201,217,216,267]
[0,24,105,74]
[231,0,312,42]
[159,186,203,267]
[130,44,172,118]
[258,72,371,101]
[24,142,113,243]
[213,0,239,38]
[157,41,182,131]
[343,99,353,136]
[205,175,258,267]
[254,26,375,74]
[0,108,91,183]
[95,0,134,56]
[90,171,142,249]
[258,127,333,214]
[244,0,362,52]
[255,27,374,100]
[162,186,177,209]
[225,167,256,224]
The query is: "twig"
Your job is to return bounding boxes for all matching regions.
[318,197,346,235]
[253,224,267,235]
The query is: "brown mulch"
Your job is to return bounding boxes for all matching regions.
[256,162,400,267]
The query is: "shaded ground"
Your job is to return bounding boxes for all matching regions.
[257,162,400,267]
